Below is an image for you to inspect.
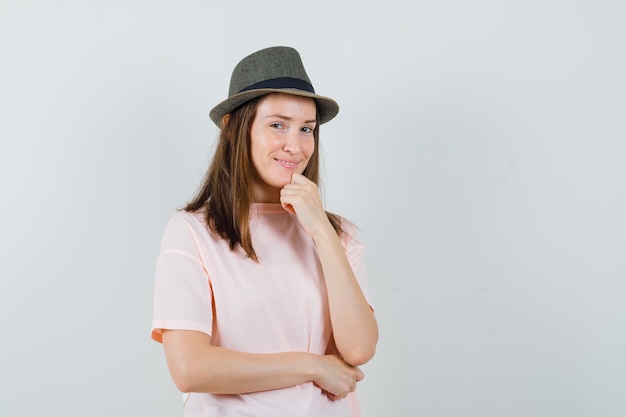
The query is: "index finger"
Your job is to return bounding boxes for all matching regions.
[290,172,312,185]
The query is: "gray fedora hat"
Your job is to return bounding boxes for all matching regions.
[209,46,339,127]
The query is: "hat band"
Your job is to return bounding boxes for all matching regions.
[238,77,315,94]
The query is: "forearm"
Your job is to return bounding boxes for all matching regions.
[312,224,379,366]
[162,330,316,394]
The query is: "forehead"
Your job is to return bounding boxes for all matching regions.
[256,93,317,118]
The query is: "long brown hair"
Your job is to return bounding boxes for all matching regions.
[185,95,344,262]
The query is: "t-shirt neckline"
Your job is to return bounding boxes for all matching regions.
[251,203,289,214]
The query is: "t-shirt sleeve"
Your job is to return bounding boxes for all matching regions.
[341,222,372,308]
[151,213,214,343]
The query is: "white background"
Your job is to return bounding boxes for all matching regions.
[1,1,625,416]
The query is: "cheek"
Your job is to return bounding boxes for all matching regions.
[249,145,266,175]
[303,140,315,159]
[250,137,269,164]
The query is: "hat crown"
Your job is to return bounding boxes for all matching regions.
[209,46,338,127]
[228,46,313,97]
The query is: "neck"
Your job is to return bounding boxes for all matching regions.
[252,183,281,203]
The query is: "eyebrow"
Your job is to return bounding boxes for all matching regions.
[265,114,317,124]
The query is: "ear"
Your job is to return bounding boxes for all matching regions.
[221,114,231,128]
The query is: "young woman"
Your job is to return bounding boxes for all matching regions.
[151,46,378,417]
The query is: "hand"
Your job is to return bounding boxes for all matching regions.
[280,173,331,237]
[313,355,365,401]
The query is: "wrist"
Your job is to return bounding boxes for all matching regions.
[309,220,337,243]
[299,352,322,383]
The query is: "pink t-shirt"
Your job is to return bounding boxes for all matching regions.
[151,203,370,417]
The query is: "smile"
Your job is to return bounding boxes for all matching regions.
[275,159,299,169]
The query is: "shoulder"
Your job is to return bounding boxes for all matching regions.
[160,210,210,249]
[166,210,205,229]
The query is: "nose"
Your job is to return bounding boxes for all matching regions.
[283,131,301,154]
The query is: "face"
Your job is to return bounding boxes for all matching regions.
[249,93,317,202]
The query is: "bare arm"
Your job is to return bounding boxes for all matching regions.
[161,329,363,397]
[310,223,378,365]
[280,174,379,366]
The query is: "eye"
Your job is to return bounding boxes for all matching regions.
[301,126,313,133]
[270,122,284,129]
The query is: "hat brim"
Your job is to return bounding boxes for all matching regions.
[209,88,339,127]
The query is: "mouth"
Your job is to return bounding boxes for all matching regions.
[275,158,300,170]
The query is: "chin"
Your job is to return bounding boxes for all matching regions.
[274,180,291,189]
[271,174,294,187]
